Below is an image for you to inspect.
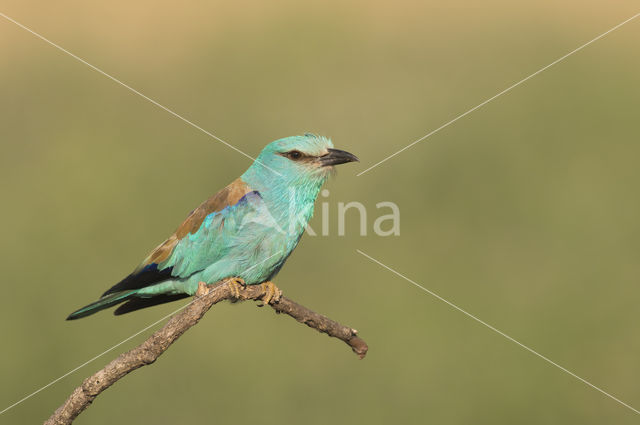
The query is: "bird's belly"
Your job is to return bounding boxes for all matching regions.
[177,230,302,294]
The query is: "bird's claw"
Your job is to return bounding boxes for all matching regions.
[259,281,281,306]
[196,281,210,297]
[227,278,246,299]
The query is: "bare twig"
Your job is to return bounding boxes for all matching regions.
[45,278,367,425]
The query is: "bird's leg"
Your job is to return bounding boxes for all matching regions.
[227,277,246,299]
[259,281,282,306]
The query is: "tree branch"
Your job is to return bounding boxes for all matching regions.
[45,278,368,425]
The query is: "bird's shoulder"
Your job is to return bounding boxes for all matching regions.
[139,178,256,269]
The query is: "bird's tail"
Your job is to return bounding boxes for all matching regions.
[66,290,137,320]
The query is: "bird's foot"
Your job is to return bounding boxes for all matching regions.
[227,277,246,299]
[196,278,245,298]
[259,281,281,306]
[196,281,210,297]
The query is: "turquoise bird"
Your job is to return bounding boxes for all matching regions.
[67,135,358,319]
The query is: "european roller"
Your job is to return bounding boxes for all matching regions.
[67,135,358,319]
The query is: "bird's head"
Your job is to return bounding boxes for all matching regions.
[243,134,359,186]
[240,134,358,232]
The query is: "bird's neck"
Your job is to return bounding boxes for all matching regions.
[240,169,327,235]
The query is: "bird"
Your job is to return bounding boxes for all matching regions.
[67,134,358,320]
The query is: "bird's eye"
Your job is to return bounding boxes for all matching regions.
[288,150,303,160]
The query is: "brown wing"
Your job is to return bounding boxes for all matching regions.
[101,178,252,297]
[141,177,252,267]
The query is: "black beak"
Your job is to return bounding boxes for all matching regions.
[319,148,359,167]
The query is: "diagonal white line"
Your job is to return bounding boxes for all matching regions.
[0,11,282,176]
[0,251,283,415]
[356,249,640,415]
[0,304,186,416]
[356,12,640,176]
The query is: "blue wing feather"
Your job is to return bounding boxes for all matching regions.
[103,190,262,296]
[160,191,264,277]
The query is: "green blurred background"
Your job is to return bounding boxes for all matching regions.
[1,1,639,423]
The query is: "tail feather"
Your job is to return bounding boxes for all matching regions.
[66,290,137,320]
[114,293,190,316]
